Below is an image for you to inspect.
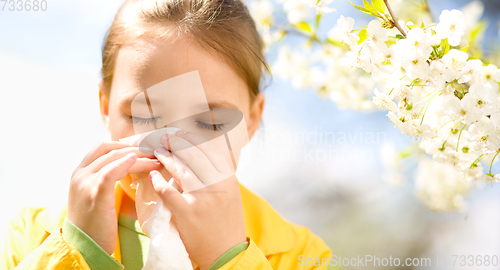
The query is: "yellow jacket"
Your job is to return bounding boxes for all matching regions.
[1,182,331,269]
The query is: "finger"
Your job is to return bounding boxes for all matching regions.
[154,147,205,193]
[98,152,137,194]
[80,141,129,168]
[89,147,157,173]
[153,148,183,189]
[127,158,163,174]
[161,135,221,184]
[149,170,186,212]
[167,130,233,173]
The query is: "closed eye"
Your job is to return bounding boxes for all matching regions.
[131,116,161,125]
[195,121,224,131]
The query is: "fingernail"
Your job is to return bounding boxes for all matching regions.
[139,146,152,154]
[154,147,170,155]
[176,130,187,136]
[167,177,174,185]
[149,170,159,180]
[160,133,173,142]
[152,159,161,164]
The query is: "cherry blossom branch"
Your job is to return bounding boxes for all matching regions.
[383,0,407,38]
[423,0,430,13]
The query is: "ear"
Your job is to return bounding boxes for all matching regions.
[246,92,265,141]
[98,80,110,132]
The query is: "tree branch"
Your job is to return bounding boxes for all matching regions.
[383,0,407,38]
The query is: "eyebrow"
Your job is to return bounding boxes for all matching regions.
[119,92,240,112]
[204,100,239,110]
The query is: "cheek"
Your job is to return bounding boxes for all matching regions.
[108,106,136,141]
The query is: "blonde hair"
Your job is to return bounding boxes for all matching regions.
[101,0,270,104]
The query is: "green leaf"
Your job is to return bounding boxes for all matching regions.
[395,34,405,39]
[315,14,322,28]
[296,22,312,34]
[358,28,368,45]
[470,21,486,46]
[371,0,386,14]
[460,46,469,52]
[326,37,346,47]
[386,38,396,46]
[349,1,379,17]
[440,38,450,55]
[399,149,413,159]
[363,0,383,18]
[407,24,418,30]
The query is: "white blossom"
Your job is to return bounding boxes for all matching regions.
[265,1,500,208]
[278,0,310,25]
[388,112,417,136]
[436,9,466,46]
[462,165,483,181]
[480,64,500,91]
[343,51,376,73]
[249,0,274,28]
[366,20,388,50]
[458,59,484,84]
[465,83,498,116]
[329,16,359,48]
[468,116,500,152]
[396,27,439,62]
[478,173,500,182]
[415,156,473,212]
[490,113,500,136]
[302,0,336,14]
[273,46,312,88]
[414,123,437,138]
[373,88,397,112]
[441,49,468,81]
[444,94,480,125]
[401,57,431,79]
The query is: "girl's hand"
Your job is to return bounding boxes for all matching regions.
[67,141,163,255]
[149,130,247,270]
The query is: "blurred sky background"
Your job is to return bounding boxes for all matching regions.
[1,0,500,269]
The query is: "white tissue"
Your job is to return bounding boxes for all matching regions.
[119,127,181,153]
[141,198,191,270]
[120,128,192,270]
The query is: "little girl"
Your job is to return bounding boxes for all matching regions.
[1,0,331,269]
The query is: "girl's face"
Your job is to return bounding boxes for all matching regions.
[98,34,264,199]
